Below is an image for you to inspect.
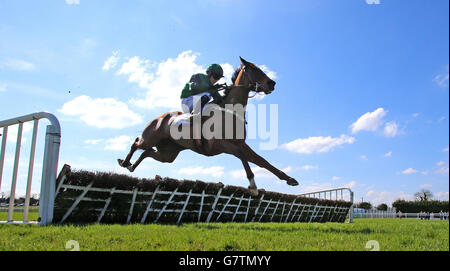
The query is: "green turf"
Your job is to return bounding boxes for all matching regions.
[0,218,448,251]
[0,211,39,222]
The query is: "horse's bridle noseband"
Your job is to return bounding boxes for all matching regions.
[241,65,273,97]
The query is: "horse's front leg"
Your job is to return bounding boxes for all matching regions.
[240,157,258,196]
[220,141,259,196]
[242,143,299,186]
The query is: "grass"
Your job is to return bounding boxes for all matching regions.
[0,218,448,251]
[0,210,39,222]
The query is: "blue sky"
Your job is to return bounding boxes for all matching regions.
[0,0,448,206]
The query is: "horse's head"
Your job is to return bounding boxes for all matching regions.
[235,57,276,94]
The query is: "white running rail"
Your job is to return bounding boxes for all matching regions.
[299,187,354,223]
[0,112,61,225]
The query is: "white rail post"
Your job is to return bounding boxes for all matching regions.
[0,126,7,192]
[23,119,39,222]
[38,123,61,225]
[8,123,23,222]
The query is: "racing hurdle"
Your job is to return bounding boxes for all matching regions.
[1,112,354,225]
[53,165,353,224]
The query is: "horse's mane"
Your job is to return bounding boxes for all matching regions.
[231,66,242,85]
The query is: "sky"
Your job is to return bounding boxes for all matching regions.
[0,0,448,206]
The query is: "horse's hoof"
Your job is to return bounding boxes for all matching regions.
[118,159,131,168]
[126,165,135,172]
[248,186,259,197]
[286,177,299,186]
[118,159,124,167]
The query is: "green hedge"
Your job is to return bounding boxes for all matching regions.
[392,199,449,213]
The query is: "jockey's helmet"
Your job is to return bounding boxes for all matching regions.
[206,64,224,80]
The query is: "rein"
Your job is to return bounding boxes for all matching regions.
[232,67,258,98]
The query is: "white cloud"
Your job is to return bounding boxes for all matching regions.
[383,121,399,137]
[350,107,387,134]
[443,147,449,152]
[65,0,80,5]
[401,168,419,175]
[420,184,433,188]
[435,166,449,175]
[299,165,318,171]
[437,161,445,166]
[384,151,392,157]
[412,113,419,118]
[0,83,6,92]
[104,135,132,151]
[230,166,291,179]
[117,56,155,89]
[84,139,104,145]
[332,176,341,181]
[102,50,120,71]
[360,155,368,161]
[421,170,429,175]
[179,166,225,178]
[121,51,204,110]
[1,59,35,71]
[433,66,449,87]
[281,134,355,154]
[59,95,143,129]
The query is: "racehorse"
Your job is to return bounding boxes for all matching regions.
[118,57,299,195]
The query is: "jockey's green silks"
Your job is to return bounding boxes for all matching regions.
[180,73,215,99]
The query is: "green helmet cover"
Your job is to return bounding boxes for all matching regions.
[206,64,224,79]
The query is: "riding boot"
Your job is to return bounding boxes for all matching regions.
[190,113,203,152]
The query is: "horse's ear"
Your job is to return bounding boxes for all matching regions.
[240,56,250,65]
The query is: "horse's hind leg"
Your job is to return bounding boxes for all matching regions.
[118,137,141,168]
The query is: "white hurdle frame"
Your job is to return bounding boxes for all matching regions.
[54,173,354,224]
[299,187,354,223]
[0,112,61,225]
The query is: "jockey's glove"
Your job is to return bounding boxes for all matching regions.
[211,90,223,103]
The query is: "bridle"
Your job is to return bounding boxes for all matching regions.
[233,65,271,98]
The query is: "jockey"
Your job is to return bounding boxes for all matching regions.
[180,64,224,151]
[180,63,224,114]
